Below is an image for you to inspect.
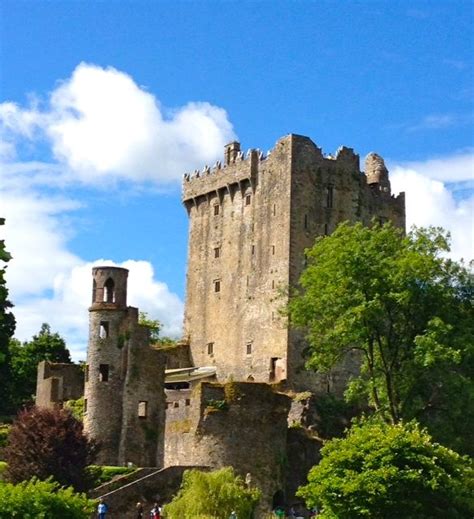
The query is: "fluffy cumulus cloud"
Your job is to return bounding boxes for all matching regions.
[390,150,474,261]
[1,63,238,359]
[1,62,236,184]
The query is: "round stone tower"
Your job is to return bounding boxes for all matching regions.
[84,266,130,465]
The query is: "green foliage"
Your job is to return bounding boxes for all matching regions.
[64,397,85,422]
[85,465,135,487]
[288,222,474,452]
[164,467,261,519]
[206,399,229,411]
[0,218,16,416]
[9,323,72,409]
[139,311,176,346]
[313,394,354,439]
[0,478,95,518]
[4,406,95,491]
[298,419,474,519]
[0,461,7,479]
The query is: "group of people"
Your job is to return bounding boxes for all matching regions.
[97,498,162,518]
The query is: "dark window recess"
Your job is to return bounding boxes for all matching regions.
[251,245,255,255]
[99,364,109,382]
[272,280,275,289]
[99,321,109,339]
[138,401,148,418]
[326,186,334,208]
[207,342,214,355]
[214,247,220,258]
[246,343,252,355]
[214,204,220,215]
[304,214,308,229]
[246,276,249,286]
[104,278,115,303]
[324,223,329,235]
[245,194,251,205]
[272,245,275,255]
[273,204,276,216]
[185,399,191,406]
[84,399,88,413]
[85,365,89,383]
[173,401,179,408]
[214,280,221,293]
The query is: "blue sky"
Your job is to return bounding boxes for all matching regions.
[1,0,473,359]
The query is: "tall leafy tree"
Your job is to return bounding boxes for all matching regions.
[298,419,474,519]
[288,222,473,452]
[10,323,72,408]
[0,218,16,415]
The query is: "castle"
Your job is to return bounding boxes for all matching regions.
[37,134,405,514]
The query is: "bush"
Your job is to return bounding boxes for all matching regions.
[85,465,136,487]
[0,478,95,518]
[4,406,95,491]
[164,467,261,519]
[298,419,474,518]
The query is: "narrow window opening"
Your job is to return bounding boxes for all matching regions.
[272,280,275,289]
[246,343,252,355]
[326,186,334,208]
[251,245,255,255]
[99,364,109,382]
[273,204,276,216]
[304,214,308,229]
[324,223,329,235]
[207,342,214,355]
[214,204,220,215]
[85,365,89,383]
[185,399,191,406]
[246,276,249,286]
[92,279,97,303]
[245,194,251,205]
[214,280,221,293]
[104,278,115,303]
[251,223,254,232]
[214,247,220,258]
[99,321,109,339]
[272,245,275,255]
[272,311,275,321]
[173,401,179,408]
[138,400,148,418]
[84,399,88,413]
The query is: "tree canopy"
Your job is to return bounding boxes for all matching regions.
[297,419,474,519]
[4,406,95,491]
[0,218,16,416]
[288,222,473,452]
[164,467,261,519]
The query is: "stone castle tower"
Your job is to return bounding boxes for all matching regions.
[182,134,405,391]
[84,266,165,466]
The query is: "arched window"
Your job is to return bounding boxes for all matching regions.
[104,278,115,303]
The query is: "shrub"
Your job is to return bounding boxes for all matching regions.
[0,478,95,518]
[4,406,95,491]
[85,465,136,487]
[164,467,261,519]
[298,419,474,518]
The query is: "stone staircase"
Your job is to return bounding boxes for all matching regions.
[89,465,208,518]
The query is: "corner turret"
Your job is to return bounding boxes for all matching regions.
[365,153,391,193]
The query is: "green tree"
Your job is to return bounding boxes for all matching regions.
[0,478,95,518]
[164,467,261,519]
[4,406,95,491]
[10,323,71,407]
[0,219,16,416]
[139,311,176,346]
[297,420,474,519]
[288,222,473,450]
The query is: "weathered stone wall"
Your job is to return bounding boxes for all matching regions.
[164,341,192,369]
[164,381,291,512]
[183,144,292,383]
[36,361,84,408]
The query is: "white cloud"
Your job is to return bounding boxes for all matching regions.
[391,159,474,262]
[0,62,236,185]
[392,150,474,182]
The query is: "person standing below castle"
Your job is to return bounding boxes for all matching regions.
[136,501,144,518]
[97,498,108,519]
[150,502,161,518]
